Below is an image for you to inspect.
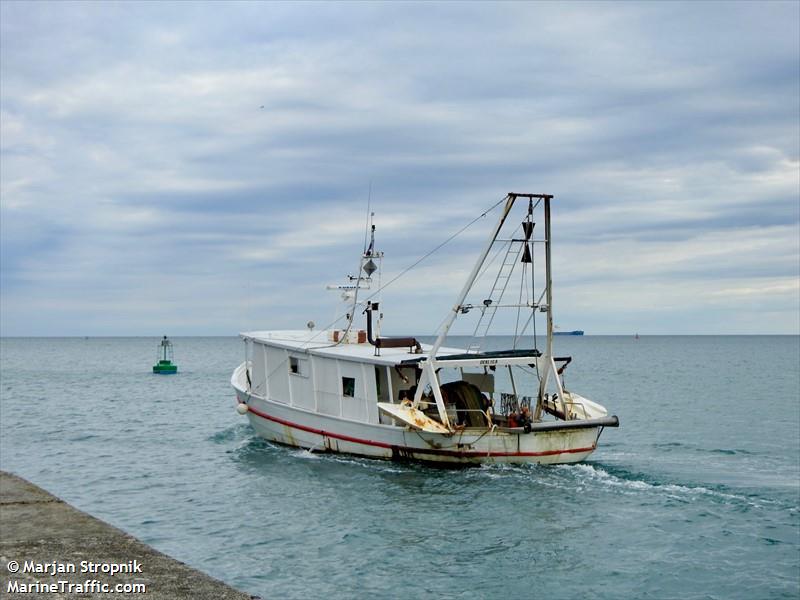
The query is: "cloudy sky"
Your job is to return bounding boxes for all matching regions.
[1,1,798,336]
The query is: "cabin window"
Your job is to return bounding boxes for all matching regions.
[289,356,308,377]
[342,376,356,398]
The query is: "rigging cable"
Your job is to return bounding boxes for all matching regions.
[300,196,507,349]
[362,196,507,304]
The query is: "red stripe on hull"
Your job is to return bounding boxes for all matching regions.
[242,403,596,459]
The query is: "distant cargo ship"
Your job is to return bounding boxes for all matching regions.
[553,330,584,336]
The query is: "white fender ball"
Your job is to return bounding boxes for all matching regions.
[236,403,249,415]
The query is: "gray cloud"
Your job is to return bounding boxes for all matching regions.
[1,1,798,335]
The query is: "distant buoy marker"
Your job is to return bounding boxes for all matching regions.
[152,335,178,374]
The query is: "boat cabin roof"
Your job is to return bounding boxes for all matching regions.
[241,330,542,368]
[241,330,466,367]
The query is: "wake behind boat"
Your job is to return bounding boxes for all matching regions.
[231,193,618,464]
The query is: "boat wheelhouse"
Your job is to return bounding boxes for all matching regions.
[232,193,618,464]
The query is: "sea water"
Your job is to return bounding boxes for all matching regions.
[1,335,798,599]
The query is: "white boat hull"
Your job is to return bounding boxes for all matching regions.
[232,364,602,465]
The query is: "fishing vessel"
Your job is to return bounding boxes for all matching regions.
[153,336,178,374]
[231,193,618,464]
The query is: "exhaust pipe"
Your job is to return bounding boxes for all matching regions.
[364,302,421,355]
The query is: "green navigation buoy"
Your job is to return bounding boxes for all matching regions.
[153,335,178,374]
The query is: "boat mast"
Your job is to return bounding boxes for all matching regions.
[544,196,553,359]
[420,192,556,429]
[535,195,567,421]
[429,193,554,358]
[429,194,516,358]
[334,213,379,341]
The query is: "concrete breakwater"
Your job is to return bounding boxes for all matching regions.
[0,471,254,599]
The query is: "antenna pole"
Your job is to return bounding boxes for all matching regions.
[363,181,372,253]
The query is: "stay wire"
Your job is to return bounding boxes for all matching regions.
[302,196,507,349]
[362,197,507,304]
